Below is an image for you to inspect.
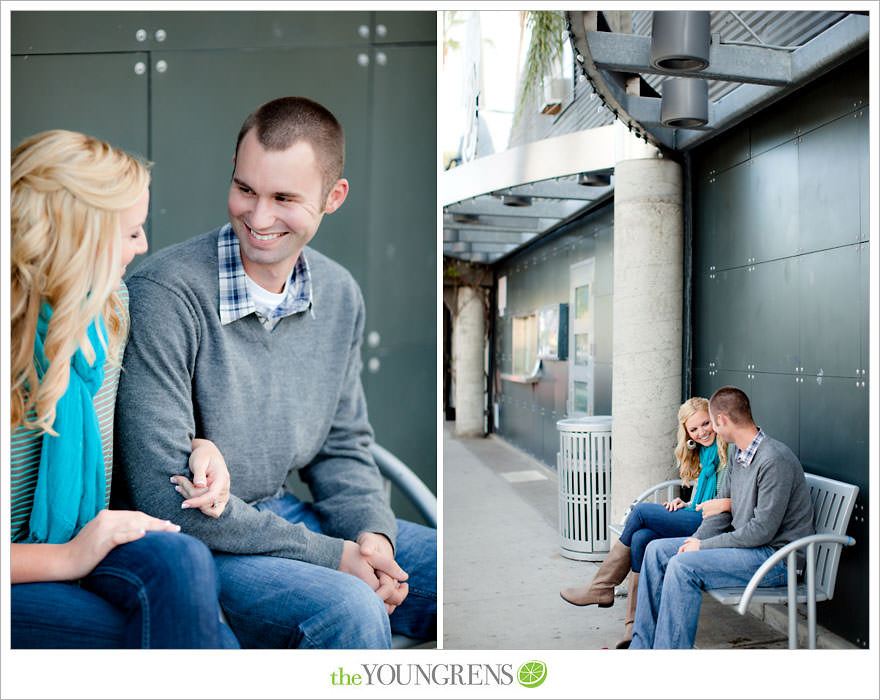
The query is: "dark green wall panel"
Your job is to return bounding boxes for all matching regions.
[748,141,800,262]
[798,113,863,253]
[374,11,436,43]
[799,247,861,377]
[690,54,869,646]
[12,11,371,53]
[11,53,149,158]
[362,44,437,503]
[749,257,799,373]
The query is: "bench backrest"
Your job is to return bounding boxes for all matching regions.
[805,473,859,599]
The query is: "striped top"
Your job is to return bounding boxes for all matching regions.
[10,285,129,543]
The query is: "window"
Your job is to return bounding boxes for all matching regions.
[512,314,538,376]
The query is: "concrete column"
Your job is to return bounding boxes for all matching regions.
[610,155,683,523]
[453,285,485,437]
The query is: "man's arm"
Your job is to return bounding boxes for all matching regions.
[114,276,343,569]
[698,461,794,550]
[691,465,732,540]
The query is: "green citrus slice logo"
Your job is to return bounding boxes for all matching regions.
[517,660,547,688]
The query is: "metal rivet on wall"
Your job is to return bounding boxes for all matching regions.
[134,61,146,75]
[376,52,388,66]
[368,357,381,373]
[155,29,167,42]
[376,24,388,38]
[135,29,147,42]
[155,60,168,73]
[357,53,370,67]
[358,24,370,38]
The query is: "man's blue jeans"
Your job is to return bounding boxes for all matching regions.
[213,491,437,649]
[630,536,787,649]
[618,503,704,572]
[11,531,239,648]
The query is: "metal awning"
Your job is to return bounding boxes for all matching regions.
[442,10,868,265]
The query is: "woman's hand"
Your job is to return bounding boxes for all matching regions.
[663,497,688,511]
[696,497,731,518]
[171,438,231,518]
[62,509,180,581]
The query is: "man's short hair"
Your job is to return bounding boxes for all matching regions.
[235,96,344,196]
[709,386,754,425]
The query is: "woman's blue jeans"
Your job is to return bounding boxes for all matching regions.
[618,502,704,572]
[213,491,437,649]
[11,531,239,648]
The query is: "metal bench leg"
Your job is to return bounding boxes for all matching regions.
[787,552,798,649]
[807,543,817,650]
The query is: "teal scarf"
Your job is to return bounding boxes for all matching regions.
[27,303,108,544]
[687,441,720,509]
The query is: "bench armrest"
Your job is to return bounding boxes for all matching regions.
[735,533,856,615]
[620,479,682,524]
[369,443,437,528]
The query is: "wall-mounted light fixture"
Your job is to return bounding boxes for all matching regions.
[660,77,709,128]
[651,11,711,71]
[452,213,480,224]
[577,172,611,187]
[501,194,533,207]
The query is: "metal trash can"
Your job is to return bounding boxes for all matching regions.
[557,416,612,561]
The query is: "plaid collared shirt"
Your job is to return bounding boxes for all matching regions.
[217,223,313,330]
[734,427,765,467]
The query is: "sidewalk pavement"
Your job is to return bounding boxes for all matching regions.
[442,423,854,650]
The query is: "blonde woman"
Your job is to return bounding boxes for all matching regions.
[10,130,238,648]
[560,397,730,648]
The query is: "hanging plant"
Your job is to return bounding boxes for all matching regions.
[514,10,566,125]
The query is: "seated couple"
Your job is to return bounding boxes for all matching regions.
[10,97,437,649]
[561,387,813,649]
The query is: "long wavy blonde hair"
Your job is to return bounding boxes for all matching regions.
[674,396,728,487]
[11,130,151,433]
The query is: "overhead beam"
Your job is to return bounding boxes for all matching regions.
[674,13,869,149]
[440,124,617,206]
[587,30,792,86]
[491,179,613,201]
[446,197,587,220]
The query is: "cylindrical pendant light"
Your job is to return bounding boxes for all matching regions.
[651,11,711,71]
[660,78,709,128]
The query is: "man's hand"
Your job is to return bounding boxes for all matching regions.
[170,438,231,518]
[357,532,409,614]
[695,497,731,519]
[338,535,409,615]
[678,537,701,553]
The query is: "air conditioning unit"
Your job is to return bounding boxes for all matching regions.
[541,78,569,115]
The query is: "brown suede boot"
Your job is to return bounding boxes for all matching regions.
[560,540,631,607]
[615,572,639,648]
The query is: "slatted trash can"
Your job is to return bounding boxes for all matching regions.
[557,416,613,561]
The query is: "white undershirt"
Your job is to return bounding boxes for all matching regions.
[244,272,289,317]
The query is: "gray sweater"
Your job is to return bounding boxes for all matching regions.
[113,227,396,569]
[693,434,814,551]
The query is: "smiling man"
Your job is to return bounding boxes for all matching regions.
[113,97,436,649]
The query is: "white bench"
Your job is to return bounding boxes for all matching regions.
[610,473,858,649]
[707,473,857,649]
